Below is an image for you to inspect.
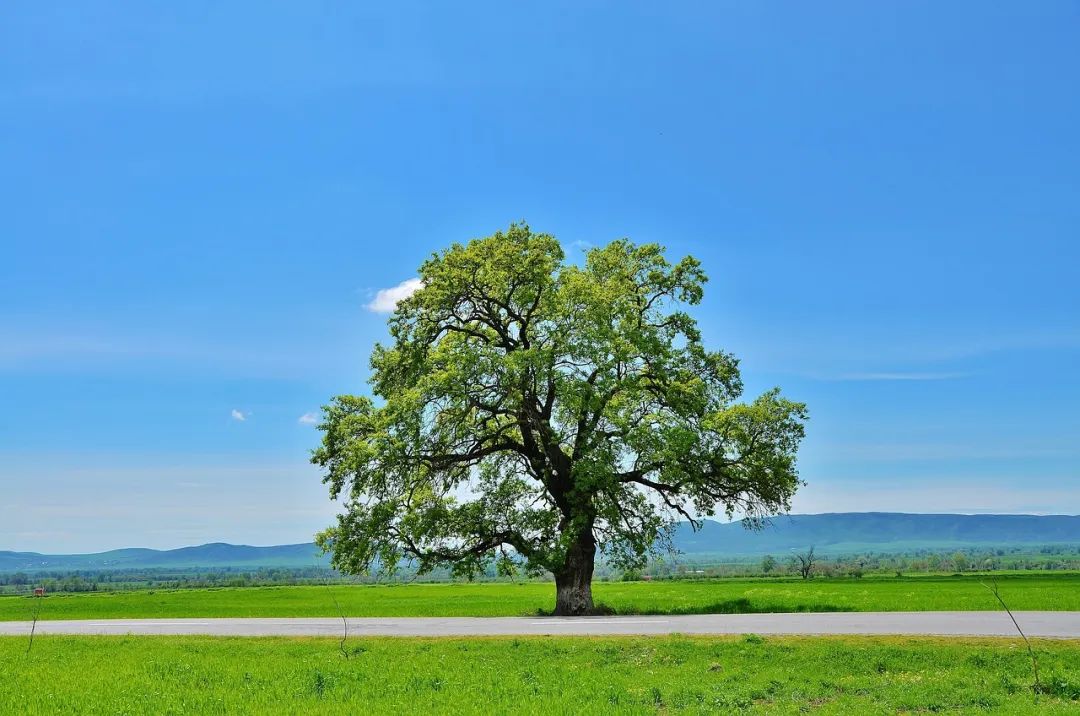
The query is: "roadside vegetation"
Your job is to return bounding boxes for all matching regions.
[4,635,1077,713]
[3,573,1078,621]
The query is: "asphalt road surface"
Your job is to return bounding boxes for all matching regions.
[2,612,1079,638]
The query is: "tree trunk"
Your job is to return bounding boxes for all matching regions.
[553,531,596,616]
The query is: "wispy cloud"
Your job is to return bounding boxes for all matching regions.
[1,457,333,552]
[791,482,1080,516]
[366,278,423,313]
[727,325,1080,379]
[831,371,967,382]
[817,441,1077,463]
[230,409,248,422]
[0,323,333,380]
[298,412,318,425]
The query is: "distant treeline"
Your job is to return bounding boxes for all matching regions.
[641,543,1080,580]
[0,566,346,595]
[2,544,1078,595]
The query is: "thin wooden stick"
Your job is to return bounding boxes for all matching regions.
[982,578,1041,694]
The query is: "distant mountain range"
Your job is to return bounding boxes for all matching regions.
[0,542,330,573]
[671,512,1080,556]
[2,513,1078,572]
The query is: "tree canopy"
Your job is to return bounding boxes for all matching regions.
[313,224,807,614]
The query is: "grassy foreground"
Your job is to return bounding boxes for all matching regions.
[2,574,1078,621]
[3,635,1078,713]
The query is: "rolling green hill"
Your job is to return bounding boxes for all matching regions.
[1,513,1076,572]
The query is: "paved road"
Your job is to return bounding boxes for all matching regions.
[2,612,1079,638]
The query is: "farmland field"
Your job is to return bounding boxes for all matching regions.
[3,635,1078,713]
[2,573,1078,621]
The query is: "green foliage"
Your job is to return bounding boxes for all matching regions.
[4,636,1078,713]
[953,551,970,572]
[4,574,1080,621]
[313,224,806,589]
[760,555,777,574]
[1039,674,1080,700]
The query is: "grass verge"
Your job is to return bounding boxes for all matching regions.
[3,635,1078,713]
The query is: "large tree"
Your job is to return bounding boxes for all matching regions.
[313,225,807,615]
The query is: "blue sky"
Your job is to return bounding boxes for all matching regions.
[2,2,1078,552]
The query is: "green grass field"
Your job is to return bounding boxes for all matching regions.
[3,635,1077,713]
[2,573,1078,621]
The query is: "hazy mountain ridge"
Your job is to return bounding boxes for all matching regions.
[0,542,330,572]
[672,512,1080,555]
[2,513,1078,572]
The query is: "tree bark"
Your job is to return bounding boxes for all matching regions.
[552,530,596,616]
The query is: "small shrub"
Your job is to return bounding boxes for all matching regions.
[310,670,328,698]
[1038,675,1080,700]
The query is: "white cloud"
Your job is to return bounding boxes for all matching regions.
[230,409,248,422]
[298,412,318,425]
[365,278,423,313]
